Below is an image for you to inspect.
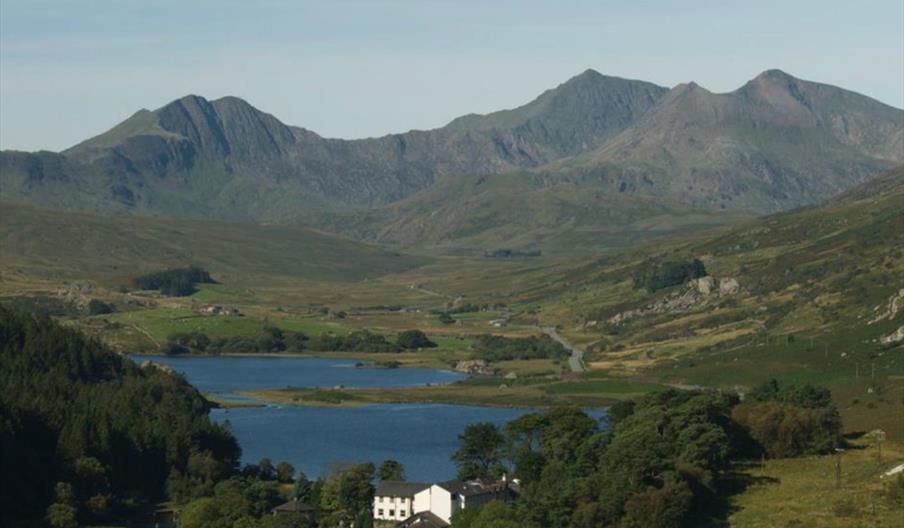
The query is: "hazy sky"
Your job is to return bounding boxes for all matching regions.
[1,0,902,152]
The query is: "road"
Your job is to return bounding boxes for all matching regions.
[543,326,586,373]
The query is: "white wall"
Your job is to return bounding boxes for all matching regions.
[412,488,432,517]
[428,485,454,523]
[373,495,413,521]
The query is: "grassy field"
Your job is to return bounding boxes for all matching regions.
[243,374,668,409]
[729,439,904,527]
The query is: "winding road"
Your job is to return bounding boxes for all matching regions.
[543,327,586,373]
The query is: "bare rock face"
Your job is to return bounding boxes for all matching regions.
[608,276,740,325]
[719,278,740,295]
[694,276,716,295]
[454,359,499,376]
[870,289,904,324]
[881,326,904,345]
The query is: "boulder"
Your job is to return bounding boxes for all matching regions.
[719,278,740,295]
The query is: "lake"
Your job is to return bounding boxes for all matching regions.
[131,355,592,481]
[132,355,465,395]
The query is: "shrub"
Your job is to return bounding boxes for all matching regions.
[86,299,114,315]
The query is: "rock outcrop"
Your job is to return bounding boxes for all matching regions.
[453,359,499,376]
[881,325,904,345]
[870,289,904,324]
[609,276,740,325]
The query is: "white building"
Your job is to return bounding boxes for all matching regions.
[373,481,429,523]
[377,477,519,527]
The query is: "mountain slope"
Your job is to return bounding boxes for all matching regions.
[0,202,430,283]
[527,165,904,379]
[304,170,753,252]
[1,69,900,252]
[555,70,904,212]
[1,71,667,218]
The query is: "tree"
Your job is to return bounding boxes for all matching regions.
[377,459,406,481]
[539,407,598,466]
[0,306,240,524]
[620,474,693,528]
[180,493,251,528]
[294,472,313,502]
[258,458,275,480]
[319,463,375,527]
[276,461,296,483]
[396,329,437,349]
[633,258,707,292]
[452,423,505,479]
[733,379,842,457]
[451,501,520,528]
[46,483,78,528]
[242,480,282,517]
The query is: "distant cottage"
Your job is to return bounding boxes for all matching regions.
[374,476,519,527]
[271,498,315,517]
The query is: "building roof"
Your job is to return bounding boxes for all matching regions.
[436,477,521,498]
[272,499,314,514]
[436,479,497,497]
[375,480,430,498]
[396,511,450,528]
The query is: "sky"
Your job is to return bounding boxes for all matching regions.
[1,0,902,152]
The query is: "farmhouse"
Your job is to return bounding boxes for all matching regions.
[374,481,430,522]
[375,477,520,527]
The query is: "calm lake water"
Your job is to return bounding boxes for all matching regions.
[132,355,465,395]
[131,355,589,481]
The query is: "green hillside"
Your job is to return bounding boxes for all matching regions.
[0,203,430,285]
[308,170,754,252]
[524,167,903,400]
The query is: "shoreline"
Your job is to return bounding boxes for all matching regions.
[129,351,462,372]
[239,385,617,410]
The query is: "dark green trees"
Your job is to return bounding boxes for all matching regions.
[452,423,506,479]
[732,379,842,458]
[472,334,568,361]
[133,265,215,296]
[0,306,240,526]
[633,258,707,292]
[396,329,437,349]
[377,459,406,481]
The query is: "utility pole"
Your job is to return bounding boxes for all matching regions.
[834,449,844,489]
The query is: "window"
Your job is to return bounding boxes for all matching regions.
[400,511,407,517]
[378,509,384,516]
[389,510,395,517]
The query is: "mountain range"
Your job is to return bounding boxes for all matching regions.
[2,69,901,250]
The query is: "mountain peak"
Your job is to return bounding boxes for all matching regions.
[572,68,603,80]
[753,69,797,82]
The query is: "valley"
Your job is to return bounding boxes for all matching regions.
[1,51,902,527]
[2,167,901,441]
